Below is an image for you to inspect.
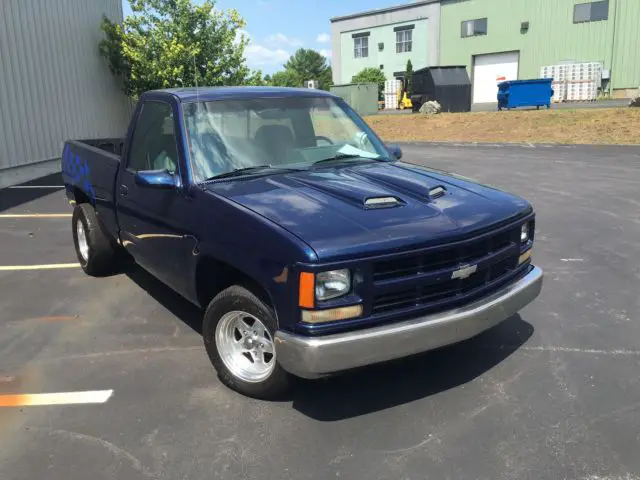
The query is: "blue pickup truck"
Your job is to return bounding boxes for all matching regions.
[62,87,543,398]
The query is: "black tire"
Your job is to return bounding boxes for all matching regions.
[72,203,118,276]
[203,285,291,399]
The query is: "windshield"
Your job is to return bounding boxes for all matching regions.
[182,96,390,182]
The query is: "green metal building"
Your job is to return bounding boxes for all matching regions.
[440,0,640,102]
[331,0,640,104]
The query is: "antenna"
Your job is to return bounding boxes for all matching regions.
[193,55,199,104]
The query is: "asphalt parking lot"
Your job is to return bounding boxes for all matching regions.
[1,143,639,480]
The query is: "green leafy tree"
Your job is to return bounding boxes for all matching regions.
[405,59,413,96]
[352,67,386,100]
[283,48,332,90]
[99,0,262,97]
[268,69,302,88]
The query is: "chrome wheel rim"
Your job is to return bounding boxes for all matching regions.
[215,311,276,383]
[76,220,89,262]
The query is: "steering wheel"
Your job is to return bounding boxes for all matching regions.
[313,135,334,145]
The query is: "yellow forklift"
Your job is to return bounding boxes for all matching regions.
[396,76,413,110]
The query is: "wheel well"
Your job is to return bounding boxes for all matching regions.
[73,187,91,205]
[196,257,271,309]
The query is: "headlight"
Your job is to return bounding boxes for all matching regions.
[315,269,351,301]
[521,223,531,243]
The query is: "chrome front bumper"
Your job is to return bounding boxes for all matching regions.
[275,266,543,379]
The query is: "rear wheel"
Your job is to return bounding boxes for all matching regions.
[203,285,290,399]
[72,204,118,276]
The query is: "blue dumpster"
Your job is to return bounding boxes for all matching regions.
[497,78,554,111]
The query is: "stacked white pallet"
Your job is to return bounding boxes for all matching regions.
[540,64,567,82]
[567,62,602,82]
[540,62,602,102]
[552,83,567,102]
[541,65,568,102]
[566,81,599,101]
[383,79,401,109]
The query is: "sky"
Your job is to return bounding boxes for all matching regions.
[122,0,402,74]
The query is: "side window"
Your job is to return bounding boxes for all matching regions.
[573,1,609,23]
[353,35,369,58]
[461,18,488,38]
[395,29,413,53]
[128,102,178,173]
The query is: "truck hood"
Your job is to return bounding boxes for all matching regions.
[205,161,531,261]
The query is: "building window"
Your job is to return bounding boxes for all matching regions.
[573,1,608,23]
[353,36,369,58]
[461,18,488,38]
[396,30,412,53]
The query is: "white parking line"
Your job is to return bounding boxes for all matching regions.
[0,263,79,271]
[0,390,113,407]
[6,185,63,189]
[0,213,71,218]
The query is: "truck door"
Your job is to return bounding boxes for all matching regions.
[116,100,193,296]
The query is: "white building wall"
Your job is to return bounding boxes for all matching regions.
[0,0,132,187]
[331,0,441,85]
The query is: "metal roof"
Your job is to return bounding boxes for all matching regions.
[330,0,439,23]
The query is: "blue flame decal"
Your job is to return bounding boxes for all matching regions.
[62,144,96,204]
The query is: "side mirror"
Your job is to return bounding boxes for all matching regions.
[134,170,178,189]
[387,144,403,160]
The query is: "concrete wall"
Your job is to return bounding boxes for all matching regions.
[331,1,441,84]
[440,0,640,91]
[0,0,132,188]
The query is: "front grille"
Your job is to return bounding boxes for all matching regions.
[372,225,523,315]
[374,229,512,281]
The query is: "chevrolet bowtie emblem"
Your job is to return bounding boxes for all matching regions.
[451,264,478,280]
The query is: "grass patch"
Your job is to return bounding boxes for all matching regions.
[364,108,640,145]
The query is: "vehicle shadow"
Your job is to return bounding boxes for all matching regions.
[124,264,204,335]
[122,263,534,419]
[290,315,533,421]
[0,173,64,213]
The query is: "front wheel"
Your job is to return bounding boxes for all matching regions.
[203,285,291,399]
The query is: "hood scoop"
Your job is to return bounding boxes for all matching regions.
[429,185,447,199]
[364,196,403,209]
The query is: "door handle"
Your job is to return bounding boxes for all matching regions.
[119,185,129,196]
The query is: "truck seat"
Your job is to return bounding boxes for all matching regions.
[254,125,295,164]
[152,134,178,173]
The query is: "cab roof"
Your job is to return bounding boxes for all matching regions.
[150,86,337,103]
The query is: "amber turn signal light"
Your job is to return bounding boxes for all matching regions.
[299,272,315,308]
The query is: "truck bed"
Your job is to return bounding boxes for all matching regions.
[76,137,126,156]
[62,138,125,240]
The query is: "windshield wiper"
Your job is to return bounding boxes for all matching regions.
[312,153,371,166]
[204,165,301,181]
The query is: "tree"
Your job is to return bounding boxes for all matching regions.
[283,48,332,90]
[99,0,262,97]
[268,69,302,88]
[352,67,386,100]
[405,59,413,96]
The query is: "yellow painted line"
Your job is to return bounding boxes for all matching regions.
[0,213,71,218]
[0,390,113,407]
[0,263,80,271]
[7,185,63,189]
